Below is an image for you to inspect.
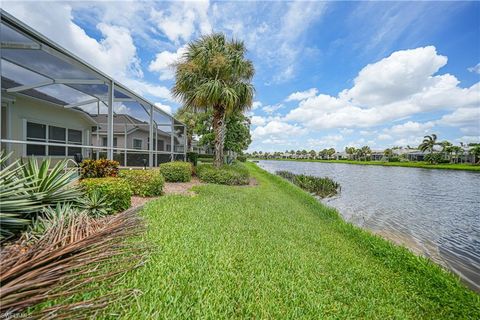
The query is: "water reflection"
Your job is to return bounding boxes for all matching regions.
[258,160,480,292]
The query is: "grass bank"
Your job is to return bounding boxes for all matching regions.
[102,163,479,318]
[252,158,480,172]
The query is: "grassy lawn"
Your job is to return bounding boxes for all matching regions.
[104,163,479,319]
[252,158,480,171]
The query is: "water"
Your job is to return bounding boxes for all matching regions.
[258,160,480,292]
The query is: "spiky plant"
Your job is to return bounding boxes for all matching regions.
[21,157,81,206]
[75,190,113,217]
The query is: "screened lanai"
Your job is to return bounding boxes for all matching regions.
[0,10,186,167]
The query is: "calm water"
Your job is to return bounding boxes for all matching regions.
[258,160,480,292]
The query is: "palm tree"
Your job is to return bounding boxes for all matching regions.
[360,146,371,161]
[450,146,463,164]
[383,148,393,159]
[172,33,255,167]
[469,145,480,164]
[327,148,336,159]
[419,134,439,155]
[345,147,356,160]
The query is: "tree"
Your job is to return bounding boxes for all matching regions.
[175,108,200,151]
[172,33,255,167]
[450,146,463,164]
[309,150,317,159]
[419,134,438,155]
[469,145,480,164]
[345,147,356,160]
[360,146,371,161]
[327,148,336,159]
[440,141,452,161]
[196,111,252,154]
[383,148,393,159]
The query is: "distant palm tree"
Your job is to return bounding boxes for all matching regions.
[360,146,371,161]
[450,146,463,164]
[470,145,480,164]
[172,33,255,167]
[419,134,439,155]
[383,148,393,159]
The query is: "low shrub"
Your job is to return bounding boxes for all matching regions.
[276,170,340,198]
[424,153,444,164]
[196,163,250,185]
[388,157,401,162]
[159,161,192,182]
[75,190,114,217]
[186,152,199,166]
[80,159,119,178]
[81,177,132,213]
[236,155,247,162]
[119,169,165,197]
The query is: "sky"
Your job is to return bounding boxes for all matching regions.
[3,0,479,152]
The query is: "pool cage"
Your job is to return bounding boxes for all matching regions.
[0,10,186,167]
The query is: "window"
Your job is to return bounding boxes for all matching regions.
[49,125,66,156]
[133,138,142,150]
[25,121,83,156]
[68,129,82,156]
[26,122,46,155]
[102,137,117,147]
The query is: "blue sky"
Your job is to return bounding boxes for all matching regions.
[4,1,479,152]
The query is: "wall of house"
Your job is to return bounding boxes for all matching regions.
[1,94,93,163]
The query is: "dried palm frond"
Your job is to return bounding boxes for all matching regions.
[0,207,147,318]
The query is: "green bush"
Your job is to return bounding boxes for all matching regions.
[80,159,119,178]
[424,153,444,164]
[237,155,247,162]
[159,161,192,182]
[276,170,340,198]
[388,157,401,162]
[187,152,199,166]
[119,169,165,197]
[196,163,250,185]
[81,177,132,213]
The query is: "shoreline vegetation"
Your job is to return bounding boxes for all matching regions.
[90,163,479,318]
[251,158,480,172]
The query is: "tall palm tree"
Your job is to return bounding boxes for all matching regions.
[172,33,255,167]
[361,146,371,161]
[419,134,438,155]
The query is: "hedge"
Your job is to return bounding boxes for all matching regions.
[159,161,193,182]
[119,169,165,197]
[81,177,132,213]
[196,163,250,185]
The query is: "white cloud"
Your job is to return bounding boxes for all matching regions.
[285,46,480,130]
[378,134,392,140]
[262,104,283,114]
[468,63,480,74]
[3,2,173,102]
[285,88,318,102]
[148,45,187,80]
[150,0,211,43]
[437,108,480,127]
[388,121,435,136]
[154,102,172,115]
[252,120,307,140]
[250,116,267,127]
[456,136,480,144]
[307,134,343,149]
[252,101,263,110]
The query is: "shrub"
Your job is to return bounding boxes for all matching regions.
[276,170,340,198]
[424,153,444,164]
[196,163,250,185]
[81,178,132,213]
[80,159,119,178]
[187,152,199,166]
[388,157,401,162]
[237,155,247,162]
[119,169,165,197]
[75,190,114,217]
[159,161,192,182]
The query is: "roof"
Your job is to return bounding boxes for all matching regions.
[0,10,185,128]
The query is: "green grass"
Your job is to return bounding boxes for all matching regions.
[252,158,480,171]
[100,163,479,319]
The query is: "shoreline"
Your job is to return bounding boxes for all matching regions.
[250,158,480,172]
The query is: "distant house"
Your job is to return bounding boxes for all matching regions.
[90,114,180,153]
[370,151,384,161]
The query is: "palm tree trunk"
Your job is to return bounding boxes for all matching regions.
[213,106,226,168]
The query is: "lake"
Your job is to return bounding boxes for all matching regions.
[258,160,480,292]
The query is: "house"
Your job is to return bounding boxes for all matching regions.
[1,10,186,167]
[1,78,96,163]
